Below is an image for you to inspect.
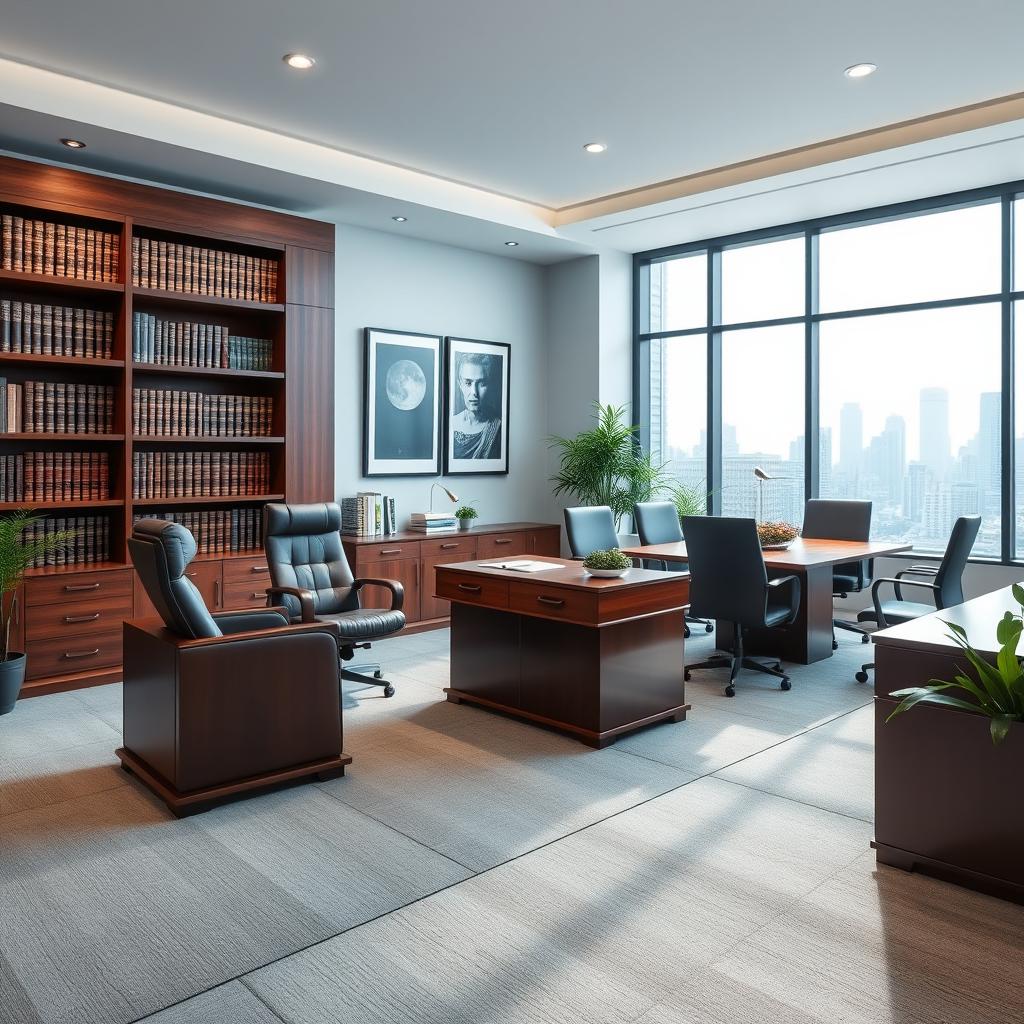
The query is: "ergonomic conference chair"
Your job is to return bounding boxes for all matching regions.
[801,498,873,648]
[681,516,801,697]
[121,519,349,816]
[563,505,620,558]
[853,514,981,683]
[263,502,406,697]
[633,500,714,639]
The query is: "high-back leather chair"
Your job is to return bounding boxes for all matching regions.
[263,502,406,697]
[121,519,348,816]
[681,516,801,697]
[563,505,619,558]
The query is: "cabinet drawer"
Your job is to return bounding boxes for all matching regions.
[27,569,133,607]
[357,540,421,562]
[435,573,509,609]
[477,533,528,559]
[27,629,123,680]
[27,594,134,641]
[508,582,597,624]
[222,557,271,584]
[420,536,478,559]
[182,560,223,611]
[222,579,273,609]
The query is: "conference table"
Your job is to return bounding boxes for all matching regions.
[618,537,912,664]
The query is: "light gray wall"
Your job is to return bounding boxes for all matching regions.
[334,224,550,526]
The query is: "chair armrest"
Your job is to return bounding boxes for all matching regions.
[213,607,290,634]
[767,574,802,624]
[899,564,939,575]
[352,577,404,612]
[871,576,939,627]
[266,586,316,623]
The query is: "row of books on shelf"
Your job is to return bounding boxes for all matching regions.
[132,313,273,370]
[341,493,398,536]
[24,515,111,568]
[1,215,120,282]
[1,300,115,358]
[0,452,109,502]
[132,451,270,498]
[132,389,274,437]
[0,381,116,433]
[131,238,278,302]
[409,512,458,534]
[132,508,263,555]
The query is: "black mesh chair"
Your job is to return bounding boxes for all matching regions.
[681,516,801,698]
[263,502,406,697]
[563,505,619,558]
[801,498,873,649]
[633,500,713,638]
[854,514,981,683]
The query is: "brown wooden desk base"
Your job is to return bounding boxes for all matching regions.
[444,603,689,748]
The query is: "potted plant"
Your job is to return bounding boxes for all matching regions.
[0,511,75,715]
[548,403,666,533]
[755,521,800,550]
[454,505,479,532]
[582,548,632,579]
[667,479,710,533]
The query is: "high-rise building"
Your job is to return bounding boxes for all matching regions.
[920,387,951,481]
[839,402,863,481]
[977,391,1001,511]
[866,415,905,506]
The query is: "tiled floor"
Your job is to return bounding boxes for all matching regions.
[1,627,1021,1024]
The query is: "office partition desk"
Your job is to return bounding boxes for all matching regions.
[619,537,911,664]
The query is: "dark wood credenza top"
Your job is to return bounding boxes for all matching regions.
[342,522,559,545]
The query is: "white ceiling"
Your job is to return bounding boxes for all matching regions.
[2,0,1024,210]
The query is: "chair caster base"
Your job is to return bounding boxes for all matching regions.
[383,684,395,698]
[832,639,839,650]
[705,623,714,633]
[780,678,791,691]
[861,634,870,644]
[855,670,870,683]
[724,685,736,698]
[684,669,691,682]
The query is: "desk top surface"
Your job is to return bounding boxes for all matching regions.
[618,537,912,570]
[436,556,688,592]
[342,522,559,545]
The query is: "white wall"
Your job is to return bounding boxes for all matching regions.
[334,224,551,526]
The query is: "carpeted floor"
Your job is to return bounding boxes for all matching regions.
[0,627,1021,1024]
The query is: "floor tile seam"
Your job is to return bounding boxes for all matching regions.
[0,778,129,823]
[708,775,874,825]
[236,978,293,1024]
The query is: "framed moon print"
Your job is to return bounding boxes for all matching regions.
[363,328,442,476]
[444,337,511,475]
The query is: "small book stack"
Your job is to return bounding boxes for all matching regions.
[131,238,278,302]
[132,312,273,370]
[1,215,119,282]
[133,388,273,436]
[341,493,398,536]
[2,301,115,357]
[24,514,111,567]
[0,380,116,433]
[409,512,457,534]
[0,451,109,501]
[132,507,263,554]
[132,450,270,498]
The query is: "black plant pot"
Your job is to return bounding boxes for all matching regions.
[0,652,26,715]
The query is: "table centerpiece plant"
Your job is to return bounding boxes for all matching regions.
[582,548,632,579]
[454,505,479,531]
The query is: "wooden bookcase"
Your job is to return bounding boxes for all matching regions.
[0,154,334,697]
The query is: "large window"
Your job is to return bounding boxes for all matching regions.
[637,188,1024,563]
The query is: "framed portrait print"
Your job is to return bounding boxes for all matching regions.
[363,328,442,476]
[444,337,511,475]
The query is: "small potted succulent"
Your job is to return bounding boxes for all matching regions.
[756,521,800,550]
[454,505,479,532]
[582,548,632,579]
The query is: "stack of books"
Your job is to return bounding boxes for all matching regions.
[24,514,111,567]
[0,380,116,433]
[132,450,270,498]
[342,493,397,536]
[131,238,278,302]
[0,451,110,501]
[1,215,119,281]
[132,507,262,554]
[409,512,457,534]
[2,301,115,357]
[132,312,274,370]
[133,389,273,436]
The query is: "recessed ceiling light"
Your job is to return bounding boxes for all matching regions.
[504,241,519,247]
[392,216,407,223]
[60,138,86,149]
[583,142,607,154]
[844,63,877,79]
[283,53,316,70]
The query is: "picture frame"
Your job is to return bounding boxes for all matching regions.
[363,327,442,477]
[444,336,511,475]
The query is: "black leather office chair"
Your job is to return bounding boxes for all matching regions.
[263,502,406,697]
[681,516,801,697]
[633,500,713,638]
[854,514,981,683]
[802,498,873,648]
[564,505,619,558]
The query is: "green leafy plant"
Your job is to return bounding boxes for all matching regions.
[668,479,709,522]
[756,521,800,547]
[582,548,631,571]
[887,583,1024,745]
[548,403,666,528]
[0,511,75,661]
[454,506,479,521]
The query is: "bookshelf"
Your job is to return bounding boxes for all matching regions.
[0,153,334,697]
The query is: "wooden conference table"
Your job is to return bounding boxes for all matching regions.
[619,537,912,664]
[435,556,690,747]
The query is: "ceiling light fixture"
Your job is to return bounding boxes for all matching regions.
[844,63,877,79]
[283,53,316,70]
[583,142,607,154]
[504,241,519,247]
[392,215,407,222]
[60,138,86,149]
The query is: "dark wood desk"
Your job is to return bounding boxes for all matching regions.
[872,586,1024,904]
[436,556,690,747]
[619,537,912,664]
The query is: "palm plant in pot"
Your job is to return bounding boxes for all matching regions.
[0,511,75,715]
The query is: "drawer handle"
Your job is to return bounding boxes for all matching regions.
[185,572,197,578]
[494,538,512,545]
[379,549,402,556]
[250,592,265,599]
[65,582,100,593]
[63,648,100,660]
[440,543,459,550]
[457,583,482,593]
[65,612,101,624]
[537,596,565,607]
[251,565,269,572]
